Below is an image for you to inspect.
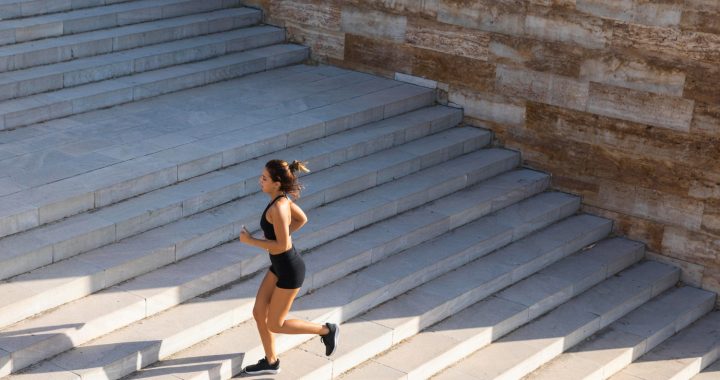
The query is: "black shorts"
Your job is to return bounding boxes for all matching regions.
[268,245,306,289]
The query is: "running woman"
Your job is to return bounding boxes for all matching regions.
[239,159,339,376]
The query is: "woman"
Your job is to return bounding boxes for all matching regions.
[238,159,339,376]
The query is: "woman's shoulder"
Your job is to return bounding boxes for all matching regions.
[271,196,291,210]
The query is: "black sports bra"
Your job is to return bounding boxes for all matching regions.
[260,194,288,240]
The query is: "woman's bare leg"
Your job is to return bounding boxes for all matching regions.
[252,270,279,363]
[266,287,331,335]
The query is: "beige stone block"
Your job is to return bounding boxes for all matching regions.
[690,170,720,200]
[661,226,718,267]
[525,7,612,49]
[587,82,695,132]
[341,6,407,42]
[489,33,592,78]
[344,0,439,17]
[269,1,341,30]
[285,22,345,60]
[611,21,720,64]
[496,64,589,111]
[680,0,720,34]
[597,181,704,231]
[691,101,720,138]
[406,17,490,61]
[576,0,682,27]
[579,54,686,96]
[449,87,526,127]
[437,0,526,36]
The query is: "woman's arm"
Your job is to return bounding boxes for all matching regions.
[288,200,307,233]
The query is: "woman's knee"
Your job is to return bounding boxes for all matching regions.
[266,319,283,333]
[252,304,268,322]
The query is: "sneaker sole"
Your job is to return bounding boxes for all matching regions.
[242,368,281,375]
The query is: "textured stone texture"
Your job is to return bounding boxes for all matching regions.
[257,0,720,300]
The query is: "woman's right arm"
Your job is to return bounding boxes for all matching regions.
[288,200,307,233]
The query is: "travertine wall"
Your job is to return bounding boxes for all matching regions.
[244,0,720,295]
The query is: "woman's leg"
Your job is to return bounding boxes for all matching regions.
[253,269,279,363]
[266,287,331,335]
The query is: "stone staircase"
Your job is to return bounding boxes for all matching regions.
[0,2,717,380]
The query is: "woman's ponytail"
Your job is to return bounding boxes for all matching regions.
[289,160,310,174]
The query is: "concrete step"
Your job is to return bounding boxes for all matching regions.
[7,168,552,379]
[0,0,134,20]
[281,218,619,380]
[0,42,309,130]
[692,360,720,380]
[0,0,241,46]
[525,286,716,380]
[0,26,286,101]
[608,311,720,380]
[0,7,260,72]
[0,124,486,328]
[336,238,644,380]
[431,260,680,380]
[0,146,517,377]
[0,74,433,240]
[102,189,571,380]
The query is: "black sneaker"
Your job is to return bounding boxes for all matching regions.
[320,322,339,356]
[242,356,280,375]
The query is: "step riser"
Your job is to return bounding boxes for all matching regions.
[0,0,243,46]
[0,84,434,241]
[0,130,487,333]
[0,9,262,73]
[0,29,286,101]
[0,1,135,20]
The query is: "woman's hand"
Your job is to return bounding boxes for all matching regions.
[239,225,252,244]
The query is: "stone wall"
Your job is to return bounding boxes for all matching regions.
[243,0,720,296]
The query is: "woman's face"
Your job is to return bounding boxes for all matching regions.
[259,168,279,193]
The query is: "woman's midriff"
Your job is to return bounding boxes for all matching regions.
[267,240,293,255]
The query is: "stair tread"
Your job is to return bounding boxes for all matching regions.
[609,311,720,380]
[525,286,715,380]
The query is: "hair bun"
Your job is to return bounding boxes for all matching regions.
[289,160,310,174]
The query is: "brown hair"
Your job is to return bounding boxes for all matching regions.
[265,159,310,199]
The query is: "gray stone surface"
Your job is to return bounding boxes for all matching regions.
[609,311,720,380]
[525,286,715,380]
